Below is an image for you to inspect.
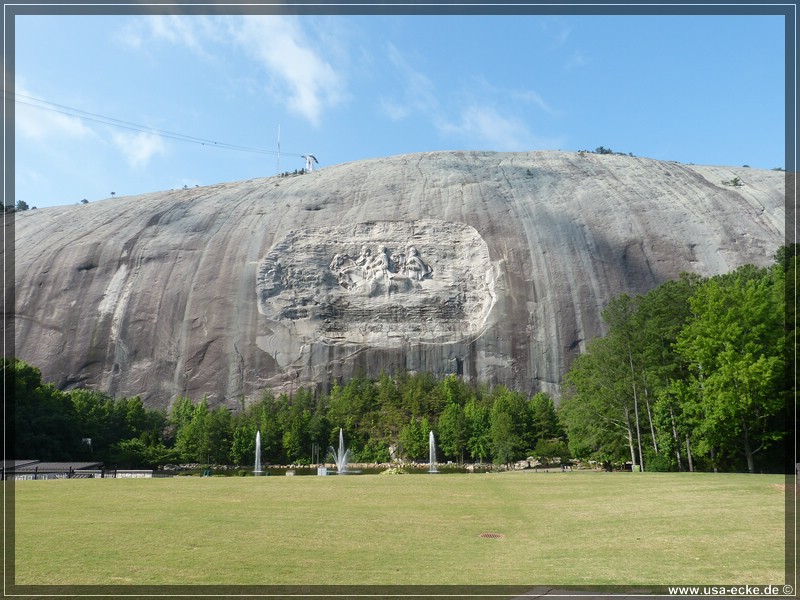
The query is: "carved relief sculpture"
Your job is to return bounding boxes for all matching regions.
[256,220,497,365]
[328,241,433,297]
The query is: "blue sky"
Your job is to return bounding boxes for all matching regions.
[12,11,788,208]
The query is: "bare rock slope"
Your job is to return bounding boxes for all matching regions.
[13,151,785,410]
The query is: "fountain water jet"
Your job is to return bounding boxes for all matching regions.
[429,430,438,473]
[254,430,263,476]
[328,428,351,474]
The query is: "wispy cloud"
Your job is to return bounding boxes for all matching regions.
[232,16,346,126]
[535,17,590,70]
[470,75,561,116]
[124,15,347,125]
[115,21,145,50]
[538,18,573,50]
[439,105,567,151]
[111,130,167,168]
[123,15,346,126]
[380,43,441,121]
[146,15,204,50]
[15,86,94,142]
[379,99,410,121]
[566,49,590,69]
[116,15,219,60]
[511,90,561,116]
[438,105,535,151]
[381,45,564,152]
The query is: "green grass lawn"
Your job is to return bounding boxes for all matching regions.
[12,470,788,587]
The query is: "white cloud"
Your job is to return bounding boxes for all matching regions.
[15,87,94,142]
[381,45,564,152]
[115,15,221,60]
[123,15,346,126]
[438,106,532,150]
[438,105,565,152]
[111,130,167,168]
[232,16,345,126]
[145,15,207,53]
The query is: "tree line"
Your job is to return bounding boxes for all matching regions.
[559,245,792,473]
[8,246,791,473]
[9,360,564,469]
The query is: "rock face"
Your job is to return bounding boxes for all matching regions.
[12,151,786,410]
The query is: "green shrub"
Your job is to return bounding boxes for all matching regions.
[643,448,675,472]
[380,467,408,475]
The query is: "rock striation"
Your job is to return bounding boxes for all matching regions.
[12,151,786,410]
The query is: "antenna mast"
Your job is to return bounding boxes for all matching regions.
[276,125,281,175]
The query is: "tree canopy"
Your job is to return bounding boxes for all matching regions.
[559,249,790,473]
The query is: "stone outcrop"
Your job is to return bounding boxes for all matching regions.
[11,151,786,410]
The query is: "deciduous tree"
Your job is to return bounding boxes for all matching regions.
[675,265,785,472]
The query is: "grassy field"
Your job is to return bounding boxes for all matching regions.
[12,470,788,587]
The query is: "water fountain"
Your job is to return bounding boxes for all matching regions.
[429,430,438,473]
[328,428,351,474]
[254,430,263,476]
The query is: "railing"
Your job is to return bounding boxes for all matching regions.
[8,471,70,480]
[77,469,154,478]
[3,468,158,480]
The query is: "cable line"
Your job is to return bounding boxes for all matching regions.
[9,91,305,158]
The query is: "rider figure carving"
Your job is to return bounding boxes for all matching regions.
[367,245,391,279]
[405,245,432,281]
